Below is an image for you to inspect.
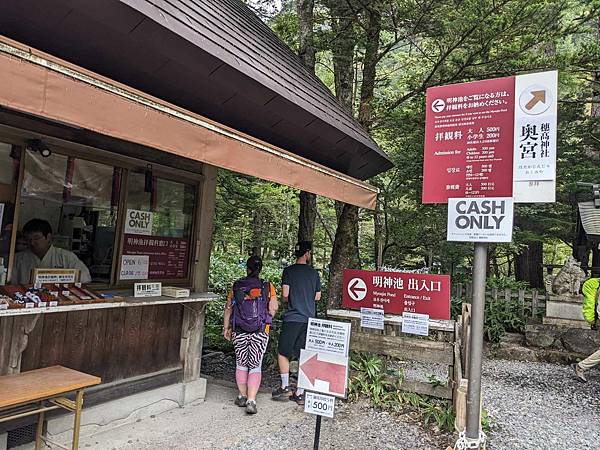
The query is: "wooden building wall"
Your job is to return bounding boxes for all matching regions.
[0,304,183,383]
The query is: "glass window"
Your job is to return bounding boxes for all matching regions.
[17,150,122,283]
[0,143,20,281]
[120,172,196,280]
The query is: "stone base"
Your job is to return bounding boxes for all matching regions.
[543,317,590,329]
[545,295,586,321]
[489,342,582,364]
[526,319,600,354]
[0,432,6,450]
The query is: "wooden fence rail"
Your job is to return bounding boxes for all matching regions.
[452,283,548,318]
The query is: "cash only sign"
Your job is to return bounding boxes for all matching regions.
[422,71,557,449]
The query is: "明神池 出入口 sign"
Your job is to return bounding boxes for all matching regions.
[342,269,451,320]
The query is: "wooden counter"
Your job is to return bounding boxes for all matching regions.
[0,292,219,317]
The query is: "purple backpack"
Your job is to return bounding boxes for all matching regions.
[231,277,272,333]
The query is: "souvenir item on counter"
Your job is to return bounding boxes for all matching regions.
[162,286,190,298]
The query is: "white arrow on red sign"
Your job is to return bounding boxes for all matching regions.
[347,277,367,301]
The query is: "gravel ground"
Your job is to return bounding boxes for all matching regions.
[483,358,600,450]
[228,400,448,450]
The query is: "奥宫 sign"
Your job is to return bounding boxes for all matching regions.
[342,269,451,320]
[422,71,557,204]
[447,197,514,242]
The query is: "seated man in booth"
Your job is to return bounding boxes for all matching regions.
[11,218,92,284]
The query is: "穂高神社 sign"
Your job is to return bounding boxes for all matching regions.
[422,71,557,204]
[342,269,450,320]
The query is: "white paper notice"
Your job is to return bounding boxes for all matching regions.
[360,307,384,330]
[402,312,430,336]
[305,318,351,357]
[304,392,335,418]
[124,209,153,236]
[120,255,149,280]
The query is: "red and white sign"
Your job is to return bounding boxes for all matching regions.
[122,234,189,279]
[423,76,515,203]
[298,349,349,398]
[422,71,557,204]
[342,269,451,320]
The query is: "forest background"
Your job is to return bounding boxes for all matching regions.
[208,0,600,328]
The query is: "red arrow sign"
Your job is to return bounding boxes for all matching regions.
[300,354,347,396]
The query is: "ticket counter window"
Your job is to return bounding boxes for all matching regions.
[0,143,20,281]
[122,172,196,280]
[18,150,121,283]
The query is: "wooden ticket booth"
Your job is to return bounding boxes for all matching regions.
[0,1,392,447]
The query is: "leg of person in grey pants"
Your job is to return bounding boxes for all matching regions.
[573,348,600,382]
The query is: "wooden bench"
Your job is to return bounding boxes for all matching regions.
[0,366,101,450]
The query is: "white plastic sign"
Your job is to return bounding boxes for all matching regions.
[513,70,557,202]
[305,318,351,357]
[298,349,349,398]
[304,392,335,418]
[447,197,514,242]
[134,282,162,298]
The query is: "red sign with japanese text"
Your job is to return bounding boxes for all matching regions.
[122,234,189,279]
[342,269,450,320]
[422,76,516,203]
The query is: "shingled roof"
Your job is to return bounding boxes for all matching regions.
[0,0,393,180]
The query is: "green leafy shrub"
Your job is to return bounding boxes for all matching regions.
[484,298,529,343]
[349,353,456,432]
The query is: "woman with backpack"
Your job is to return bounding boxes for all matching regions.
[223,255,278,414]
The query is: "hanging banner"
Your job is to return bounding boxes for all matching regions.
[447,197,514,242]
[342,269,451,320]
[423,70,557,204]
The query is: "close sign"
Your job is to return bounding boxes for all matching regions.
[447,197,514,242]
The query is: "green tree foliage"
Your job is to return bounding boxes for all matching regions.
[218,0,600,296]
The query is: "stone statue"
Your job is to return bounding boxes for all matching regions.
[551,256,587,296]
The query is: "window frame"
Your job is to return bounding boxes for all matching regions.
[6,135,202,289]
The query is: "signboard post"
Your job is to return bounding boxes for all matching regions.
[299,318,350,450]
[422,70,558,450]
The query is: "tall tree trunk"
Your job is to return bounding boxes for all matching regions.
[298,191,317,242]
[296,0,317,244]
[326,0,359,308]
[515,241,544,288]
[328,203,360,306]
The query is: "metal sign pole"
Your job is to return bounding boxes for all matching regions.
[313,415,322,450]
[465,242,488,448]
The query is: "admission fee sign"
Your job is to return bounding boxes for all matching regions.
[422,71,557,205]
[299,318,350,400]
[341,269,451,320]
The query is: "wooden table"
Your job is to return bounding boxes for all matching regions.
[0,366,101,450]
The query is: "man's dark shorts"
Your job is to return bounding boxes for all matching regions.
[278,321,308,359]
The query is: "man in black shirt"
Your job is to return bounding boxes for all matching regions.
[272,241,321,405]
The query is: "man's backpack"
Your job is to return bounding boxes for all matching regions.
[231,277,272,333]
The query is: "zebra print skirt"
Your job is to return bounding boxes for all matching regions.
[232,331,270,370]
